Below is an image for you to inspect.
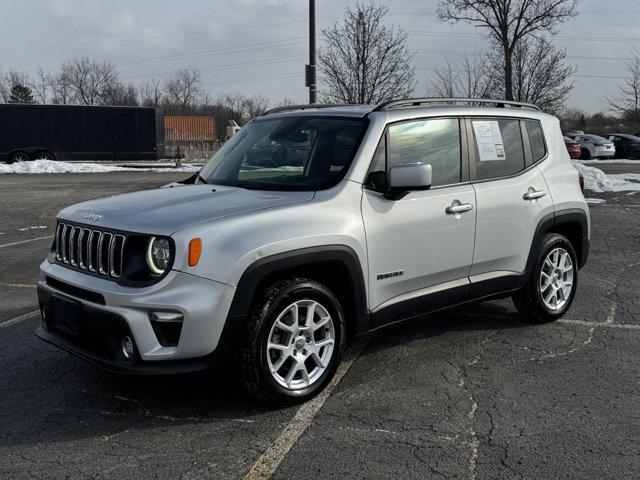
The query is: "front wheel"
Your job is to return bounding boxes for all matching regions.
[7,151,30,164]
[512,234,578,323]
[239,278,345,406]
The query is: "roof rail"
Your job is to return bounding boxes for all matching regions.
[261,104,353,116]
[373,97,541,112]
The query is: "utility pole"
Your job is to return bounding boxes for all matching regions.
[306,0,317,104]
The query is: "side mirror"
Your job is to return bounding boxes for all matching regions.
[385,163,432,199]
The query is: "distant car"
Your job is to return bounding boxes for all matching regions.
[566,133,615,159]
[564,136,581,159]
[606,134,640,159]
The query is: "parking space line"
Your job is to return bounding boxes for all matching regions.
[243,336,370,480]
[0,282,36,288]
[0,310,40,330]
[0,235,54,249]
[560,318,640,330]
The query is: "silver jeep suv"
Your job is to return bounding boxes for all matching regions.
[37,98,590,405]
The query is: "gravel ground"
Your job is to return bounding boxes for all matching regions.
[0,169,639,479]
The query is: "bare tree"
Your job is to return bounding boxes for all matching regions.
[0,69,31,103]
[164,67,202,112]
[489,37,575,112]
[241,92,270,120]
[437,0,578,100]
[427,51,497,99]
[49,72,73,105]
[102,81,138,106]
[60,57,120,105]
[31,68,50,104]
[319,1,415,104]
[511,38,574,113]
[607,47,640,129]
[139,78,163,108]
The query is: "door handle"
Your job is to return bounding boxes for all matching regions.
[446,202,474,214]
[523,189,546,201]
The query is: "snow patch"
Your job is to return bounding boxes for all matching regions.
[579,159,640,164]
[585,198,606,204]
[572,161,640,192]
[0,159,199,175]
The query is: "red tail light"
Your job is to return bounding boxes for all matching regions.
[579,174,585,193]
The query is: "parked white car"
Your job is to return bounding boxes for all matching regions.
[38,99,590,405]
[566,133,615,159]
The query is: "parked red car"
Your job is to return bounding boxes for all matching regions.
[564,136,581,159]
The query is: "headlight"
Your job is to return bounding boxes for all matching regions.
[146,237,172,276]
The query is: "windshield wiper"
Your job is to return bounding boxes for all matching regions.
[197,173,208,184]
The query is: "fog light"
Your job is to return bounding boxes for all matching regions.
[149,311,184,323]
[122,336,135,359]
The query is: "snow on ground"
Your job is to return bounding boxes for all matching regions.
[0,159,200,174]
[572,160,640,192]
[585,198,607,204]
[579,159,640,164]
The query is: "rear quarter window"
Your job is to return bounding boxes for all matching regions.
[525,120,547,162]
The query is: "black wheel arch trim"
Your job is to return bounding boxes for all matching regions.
[222,245,369,349]
[526,208,589,277]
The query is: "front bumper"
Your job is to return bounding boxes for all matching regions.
[37,261,236,373]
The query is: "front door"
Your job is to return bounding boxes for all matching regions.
[361,117,476,324]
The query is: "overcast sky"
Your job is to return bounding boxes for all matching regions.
[2,0,640,112]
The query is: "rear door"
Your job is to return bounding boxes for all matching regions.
[361,117,476,323]
[468,117,553,294]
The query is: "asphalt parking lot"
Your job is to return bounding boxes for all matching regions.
[1,166,639,479]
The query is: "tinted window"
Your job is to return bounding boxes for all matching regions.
[526,120,546,162]
[199,116,367,191]
[472,118,525,180]
[386,118,461,187]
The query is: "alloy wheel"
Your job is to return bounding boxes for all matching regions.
[266,299,336,390]
[10,152,29,163]
[539,247,574,311]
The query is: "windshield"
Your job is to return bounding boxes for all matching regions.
[198,115,368,191]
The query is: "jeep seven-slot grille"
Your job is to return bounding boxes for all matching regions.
[55,223,126,278]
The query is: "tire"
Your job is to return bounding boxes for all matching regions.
[35,151,55,161]
[239,277,346,406]
[6,151,30,164]
[580,148,591,160]
[512,233,578,323]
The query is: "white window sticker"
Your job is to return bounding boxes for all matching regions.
[472,121,505,161]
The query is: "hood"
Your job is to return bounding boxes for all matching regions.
[58,184,315,236]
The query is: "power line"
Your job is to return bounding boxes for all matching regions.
[203,71,301,89]
[414,48,633,62]
[0,19,321,55]
[113,37,308,67]
[123,54,307,81]
[409,30,640,43]
[12,37,308,76]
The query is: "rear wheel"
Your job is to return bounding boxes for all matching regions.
[7,151,30,164]
[580,148,591,160]
[35,151,55,161]
[239,278,345,406]
[512,233,578,323]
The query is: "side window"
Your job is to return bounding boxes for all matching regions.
[471,118,525,180]
[387,118,461,187]
[525,120,546,162]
